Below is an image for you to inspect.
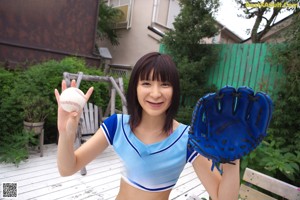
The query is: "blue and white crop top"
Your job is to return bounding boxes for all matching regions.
[101,114,199,192]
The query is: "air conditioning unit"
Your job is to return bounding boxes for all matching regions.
[114,4,130,29]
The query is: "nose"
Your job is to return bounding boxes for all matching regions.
[150,84,162,98]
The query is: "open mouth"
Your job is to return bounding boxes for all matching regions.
[147,101,164,108]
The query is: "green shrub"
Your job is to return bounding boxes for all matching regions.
[239,14,300,187]
[22,96,54,122]
[0,57,126,165]
[0,130,36,166]
[0,67,23,136]
[176,106,194,125]
[240,74,300,186]
[241,140,300,185]
[0,68,16,103]
[242,17,300,186]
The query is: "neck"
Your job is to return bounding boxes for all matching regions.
[132,112,169,142]
[140,112,166,131]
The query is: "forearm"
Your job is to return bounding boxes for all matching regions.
[55,81,94,176]
[217,160,240,200]
[57,131,77,176]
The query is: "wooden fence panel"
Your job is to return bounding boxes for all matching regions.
[232,44,243,87]
[159,43,285,105]
[207,43,284,98]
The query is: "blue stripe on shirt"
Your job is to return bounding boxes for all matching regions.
[101,114,118,145]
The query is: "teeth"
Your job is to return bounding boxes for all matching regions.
[148,101,162,104]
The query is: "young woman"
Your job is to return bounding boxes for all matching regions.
[55,52,240,200]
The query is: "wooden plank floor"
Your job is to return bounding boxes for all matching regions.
[0,144,209,200]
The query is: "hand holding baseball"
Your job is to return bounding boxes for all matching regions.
[60,87,86,112]
[54,80,94,135]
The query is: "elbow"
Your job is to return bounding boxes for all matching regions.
[57,165,76,177]
[58,169,75,177]
[59,170,72,177]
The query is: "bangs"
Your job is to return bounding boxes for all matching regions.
[127,52,180,133]
[139,56,173,83]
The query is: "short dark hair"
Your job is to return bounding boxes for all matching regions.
[126,52,180,133]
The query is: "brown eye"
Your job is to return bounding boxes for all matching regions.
[162,82,171,87]
[141,81,151,86]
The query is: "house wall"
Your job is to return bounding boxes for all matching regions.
[184,26,242,44]
[0,0,101,67]
[156,0,169,26]
[220,29,242,44]
[242,13,297,43]
[98,0,161,67]
[98,0,242,67]
[260,15,294,43]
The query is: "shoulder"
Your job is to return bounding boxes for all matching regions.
[101,114,130,145]
[103,114,130,125]
[176,121,190,135]
[177,123,199,163]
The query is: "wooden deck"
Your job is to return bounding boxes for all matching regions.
[0,144,209,200]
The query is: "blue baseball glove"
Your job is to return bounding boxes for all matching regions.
[188,86,273,172]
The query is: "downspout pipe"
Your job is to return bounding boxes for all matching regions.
[151,0,158,25]
[147,26,165,37]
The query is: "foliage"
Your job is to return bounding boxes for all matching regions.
[269,14,300,144]
[241,141,300,185]
[22,96,53,122]
[176,106,194,125]
[161,0,220,103]
[269,12,300,73]
[0,68,17,105]
[268,74,300,150]
[0,130,36,166]
[235,0,299,42]
[0,57,119,164]
[97,0,124,45]
[13,63,56,123]
[10,58,81,127]
[0,68,24,136]
[13,57,109,128]
[176,84,217,125]
[241,13,300,186]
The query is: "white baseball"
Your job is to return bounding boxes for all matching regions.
[60,87,86,112]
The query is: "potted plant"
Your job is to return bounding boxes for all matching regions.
[22,95,53,134]
[21,95,54,157]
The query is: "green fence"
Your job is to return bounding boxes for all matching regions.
[207,43,284,98]
[160,43,285,99]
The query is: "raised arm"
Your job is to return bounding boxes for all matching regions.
[55,80,109,176]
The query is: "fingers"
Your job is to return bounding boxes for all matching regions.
[71,79,76,87]
[85,87,94,101]
[57,79,94,102]
[61,80,67,91]
[218,86,236,115]
[60,79,77,92]
[54,89,60,104]
[249,92,273,132]
[236,87,254,119]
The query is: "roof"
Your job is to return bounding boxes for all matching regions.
[215,20,243,42]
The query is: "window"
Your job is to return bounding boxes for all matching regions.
[107,0,133,29]
[109,0,130,7]
[155,0,180,29]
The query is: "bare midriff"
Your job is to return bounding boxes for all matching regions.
[115,178,172,200]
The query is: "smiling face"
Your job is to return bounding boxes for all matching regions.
[137,72,173,118]
[127,52,180,132]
